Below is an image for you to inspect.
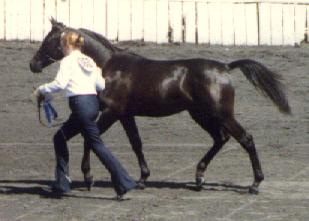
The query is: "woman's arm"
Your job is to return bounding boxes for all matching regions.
[39,60,71,94]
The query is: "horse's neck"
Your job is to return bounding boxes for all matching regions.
[83,48,111,68]
[81,37,113,68]
[76,28,119,68]
[79,28,121,53]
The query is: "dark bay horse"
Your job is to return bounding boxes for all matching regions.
[30,19,291,194]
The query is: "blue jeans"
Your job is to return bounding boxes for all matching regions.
[53,95,136,195]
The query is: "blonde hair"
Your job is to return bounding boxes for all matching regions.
[61,31,84,49]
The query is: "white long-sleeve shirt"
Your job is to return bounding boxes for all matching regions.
[39,50,105,97]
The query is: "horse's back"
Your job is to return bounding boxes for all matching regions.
[103,53,234,117]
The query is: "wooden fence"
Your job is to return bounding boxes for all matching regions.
[0,0,309,45]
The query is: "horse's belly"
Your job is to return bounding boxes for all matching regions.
[127,100,187,117]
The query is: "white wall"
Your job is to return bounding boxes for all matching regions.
[1,0,308,45]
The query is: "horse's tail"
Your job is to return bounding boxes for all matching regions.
[228,59,291,114]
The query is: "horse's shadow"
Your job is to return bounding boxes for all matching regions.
[142,181,249,193]
[0,179,250,199]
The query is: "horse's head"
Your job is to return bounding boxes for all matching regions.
[30,18,117,73]
[30,18,65,73]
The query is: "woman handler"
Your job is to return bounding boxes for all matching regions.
[33,31,136,200]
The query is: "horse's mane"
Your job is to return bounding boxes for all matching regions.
[78,28,143,59]
[79,28,122,53]
[51,18,123,54]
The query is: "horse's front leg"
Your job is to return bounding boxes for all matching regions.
[120,116,150,189]
[81,109,119,190]
[81,144,92,190]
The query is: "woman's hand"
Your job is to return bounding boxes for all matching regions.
[30,87,45,104]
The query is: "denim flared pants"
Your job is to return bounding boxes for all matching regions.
[53,95,136,195]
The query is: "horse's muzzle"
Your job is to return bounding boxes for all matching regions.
[29,60,43,73]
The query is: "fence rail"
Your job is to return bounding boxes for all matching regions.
[0,0,308,45]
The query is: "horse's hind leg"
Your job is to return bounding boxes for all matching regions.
[223,118,264,194]
[120,117,150,189]
[189,111,230,186]
[81,110,118,190]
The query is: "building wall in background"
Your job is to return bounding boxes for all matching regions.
[0,0,308,45]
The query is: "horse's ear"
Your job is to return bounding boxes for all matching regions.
[50,17,65,29]
[50,17,57,26]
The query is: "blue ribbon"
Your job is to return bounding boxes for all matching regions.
[43,101,58,127]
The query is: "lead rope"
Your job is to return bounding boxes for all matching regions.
[37,98,64,128]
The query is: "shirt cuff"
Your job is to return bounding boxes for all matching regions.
[38,84,47,94]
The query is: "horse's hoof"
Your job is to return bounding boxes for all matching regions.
[116,194,124,201]
[249,186,259,195]
[196,177,205,187]
[136,181,146,190]
[84,175,94,191]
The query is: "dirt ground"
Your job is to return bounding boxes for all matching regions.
[0,41,308,221]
